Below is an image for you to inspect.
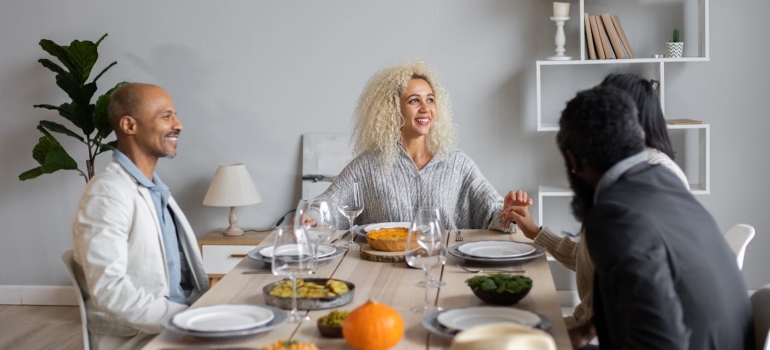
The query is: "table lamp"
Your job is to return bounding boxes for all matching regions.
[203,163,262,236]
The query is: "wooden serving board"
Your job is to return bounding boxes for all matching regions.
[359,244,406,263]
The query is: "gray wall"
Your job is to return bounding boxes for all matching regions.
[1,0,768,290]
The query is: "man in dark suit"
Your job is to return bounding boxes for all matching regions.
[556,87,754,349]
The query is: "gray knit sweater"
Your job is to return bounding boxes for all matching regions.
[317,147,510,231]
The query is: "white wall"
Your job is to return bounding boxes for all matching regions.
[1,0,768,292]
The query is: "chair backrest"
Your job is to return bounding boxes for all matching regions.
[301,133,353,199]
[724,224,755,270]
[61,250,90,350]
[752,285,770,350]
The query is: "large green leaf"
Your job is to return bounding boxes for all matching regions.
[72,101,96,135]
[34,102,76,128]
[80,82,99,107]
[56,75,97,107]
[93,92,113,139]
[25,124,80,180]
[67,40,98,83]
[54,71,84,104]
[30,133,61,164]
[38,58,67,76]
[31,137,49,165]
[39,39,78,80]
[40,148,78,173]
[19,167,44,181]
[29,129,78,173]
[39,120,85,143]
[34,103,64,112]
[35,99,92,136]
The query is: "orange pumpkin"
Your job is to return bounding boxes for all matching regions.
[342,299,404,350]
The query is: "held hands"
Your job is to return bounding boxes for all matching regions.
[504,190,533,208]
[500,190,540,240]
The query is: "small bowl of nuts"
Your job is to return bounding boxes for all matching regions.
[317,309,349,338]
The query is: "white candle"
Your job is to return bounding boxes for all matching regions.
[553,2,570,17]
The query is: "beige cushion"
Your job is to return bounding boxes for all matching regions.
[450,322,556,350]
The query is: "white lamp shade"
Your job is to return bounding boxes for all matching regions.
[202,163,262,207]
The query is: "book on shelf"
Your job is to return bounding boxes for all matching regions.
[611,14,635,58]
[589,16,606,59]
[584,12,597,60]
[601,13,626,59]
[596,15,614,59]
[667,119,703,125]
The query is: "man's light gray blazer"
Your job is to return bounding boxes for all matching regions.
[72,159,209,346]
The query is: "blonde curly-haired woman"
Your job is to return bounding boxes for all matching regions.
[317,61,513,232]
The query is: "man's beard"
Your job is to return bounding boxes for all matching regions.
[568,171,595,223]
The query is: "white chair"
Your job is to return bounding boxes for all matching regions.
[752,284,770,350]
[61,250,90,350]
[724,224,755,270]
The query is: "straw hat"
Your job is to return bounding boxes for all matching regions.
[450,322,557,350]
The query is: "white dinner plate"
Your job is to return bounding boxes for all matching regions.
[457,241,536,259]
[248,245,345,265]
[363,222,412,233]
[172,304,274,332]
[259,244,335,259]
[436,307,541,332]
[449,243,545,264]
[163,305,288,338]
[421,310,551,338]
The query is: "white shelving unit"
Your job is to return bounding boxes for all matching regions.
[535,0,710,226]
[537,186,576,227]
[667,123,710,194]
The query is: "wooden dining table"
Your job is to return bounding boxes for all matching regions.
[142,229,570,349]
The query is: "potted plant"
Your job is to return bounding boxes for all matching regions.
[666,29,684,58]
[19,33,125,184]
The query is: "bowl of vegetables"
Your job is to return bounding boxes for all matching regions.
[465,273,533,305]
[263,278,354,310]
[317,309,348,338]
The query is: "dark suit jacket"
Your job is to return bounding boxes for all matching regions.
[586,163,754,350]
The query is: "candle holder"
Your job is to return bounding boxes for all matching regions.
[547,16,572,61]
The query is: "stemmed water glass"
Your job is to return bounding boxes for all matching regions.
[415,208,447,289]
[302,198,337,271]
[405,208,447,314]
[271,226,315,323]
[337,182,364,249]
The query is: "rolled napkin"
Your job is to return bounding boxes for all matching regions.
[450,322,557,350]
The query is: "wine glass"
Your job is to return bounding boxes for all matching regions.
[337,182,364,249]
[303,198,338,270]
[271,226,315,323]
[415,208,447,289]
[405,208,447,314]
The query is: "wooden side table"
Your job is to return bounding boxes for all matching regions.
[197,229,271,287]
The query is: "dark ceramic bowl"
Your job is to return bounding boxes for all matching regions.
[263,278,355,310]
[317,321,343,338]
[470,286,532,306]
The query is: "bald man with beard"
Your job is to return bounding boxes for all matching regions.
[552,87,753,350]
[72,83,208,349]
